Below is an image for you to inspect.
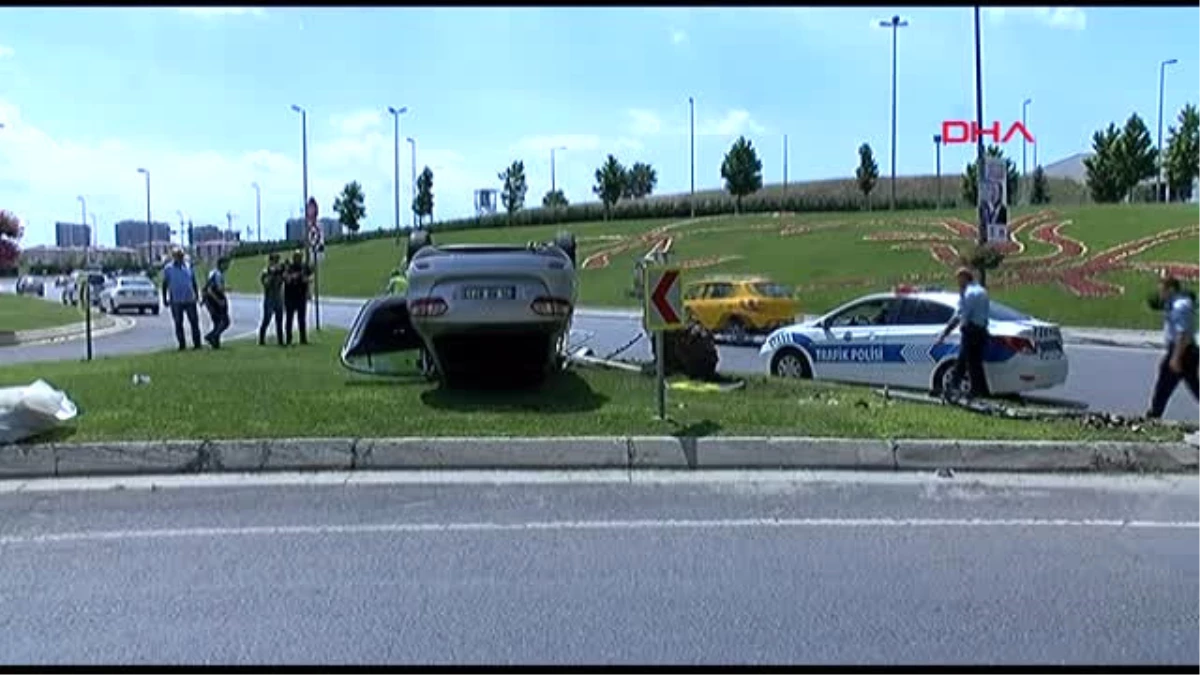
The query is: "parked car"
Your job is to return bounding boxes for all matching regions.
[340,229,578,387]
[759,286,1068,397]
[15,275,45,297]
[682,276,798,345]
[98,275,160,315]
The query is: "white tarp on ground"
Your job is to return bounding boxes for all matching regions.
[0,379,79,445]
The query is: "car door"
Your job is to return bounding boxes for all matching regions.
[813,297,902,384]
[889,298,957,389]
[340,295,427,377]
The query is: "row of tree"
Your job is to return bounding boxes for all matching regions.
[493,157,662,223]
[1083,104,1198,203]
[330,164,438,234]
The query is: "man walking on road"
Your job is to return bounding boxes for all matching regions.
[282,250,313,346]
[258,253,285,346]
[161,247,202,351]
[934,267,991,400]
[202,256,231,349]
[1147,275,1199,418]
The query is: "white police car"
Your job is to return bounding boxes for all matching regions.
[759,286,1069,396]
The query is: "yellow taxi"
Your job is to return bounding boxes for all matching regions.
[682,276,798,344]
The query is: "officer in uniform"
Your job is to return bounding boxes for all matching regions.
[385,261,409,296]
[935,267,991,400]
[1147,275,1199,418]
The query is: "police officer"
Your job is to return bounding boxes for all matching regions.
[934,267,990,400]
[385,260,409,296]
[258,253,285,346]
[282,250,313,346]
[1147,275,1199,418]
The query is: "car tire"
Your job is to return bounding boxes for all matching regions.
[770,348,812,379]
[407,229,432,263]
[553,231,577,266]
[932,360,990,398]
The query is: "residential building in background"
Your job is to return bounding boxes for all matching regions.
[190,225,225,244]
[114,219,172,248]
[285,217,342,243]
[22,245,137,269]
[192,227,242,261]
[54,222,92,248]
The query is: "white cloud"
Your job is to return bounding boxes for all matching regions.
[0,45,13,59]
[330,109,383,136]
[177,7,266,18]
[670,28,688,45]
[984,7,1086,31]
[511,134,603,155]
[627,109,663,135]
[698,109,767,137]
[0,98,490,245]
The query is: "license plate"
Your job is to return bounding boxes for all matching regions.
[462,286,516,301]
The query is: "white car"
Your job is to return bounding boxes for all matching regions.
[759,287,1068,397]
[99,276,160,315]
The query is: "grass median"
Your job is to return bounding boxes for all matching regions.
[0,328,1182,444]
[0,293,85,332]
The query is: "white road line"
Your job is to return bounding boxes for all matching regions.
[1,517,1195,547]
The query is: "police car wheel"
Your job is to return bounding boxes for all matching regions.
[771,349,811,379]
[934,361,971,397]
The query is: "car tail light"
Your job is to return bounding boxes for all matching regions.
[531,296,572,317]
[993,335,1035,354]
[409,297,448,317]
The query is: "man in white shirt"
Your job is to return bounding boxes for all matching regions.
[161,248,202,351]
[935,267,991,400]
[1148,275,1198,418]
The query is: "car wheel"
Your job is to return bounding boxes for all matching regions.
[722,317,749,345]
[932,360,973,398]
[553,231,577,266]
[771,348,811,379]
[407,229,432,263]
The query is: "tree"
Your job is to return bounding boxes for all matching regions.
[1030,165,1050,204]
[623,162,658,200]
[332,180,366,234]
[593,154,626,220]
[413,166,434,227]
[0,210,21,270]
[1113,112,1157,202]
[961,145,1019,205]
[855,143,879,210]
[720,136,763,213]
[542,189,569,208]
[1165,103,1199,202]
[499,160,528,222]
[1083,124,1124,203]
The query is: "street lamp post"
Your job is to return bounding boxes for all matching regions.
[1157,58,1178,203]
[933,134,943,210]
[407,137,417,229]
[175,210,186,249]
[77,195,92,361]
[550,145,567,195]
[291,104,319,330]
[783,134,789,195]
[1022,98,1032,205]
[136,168,151,265]
[251,183,262,242]
[879,14,908,211]
[972,6,988,287]
[688,96,695,218]
[388,106,408,236]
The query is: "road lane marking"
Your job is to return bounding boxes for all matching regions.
[2,516,1195,547]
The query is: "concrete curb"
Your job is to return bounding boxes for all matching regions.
[0,436,1194,479]
[0,314,127,347]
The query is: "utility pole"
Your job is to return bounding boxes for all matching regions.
[879,14,908,211]
[251,183,262,242]
[933,134,943,210]
[136,168,151,266]
[407,137,417,229]
[689,96,695,219]
[783,134,789,195]
[291,104,318,330]
[972,6,987,287]
[1157,58,1178,203]
[78,195,92,361]
[1022,98,1032,205]
[388,106,408,236]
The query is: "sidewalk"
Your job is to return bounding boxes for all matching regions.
[237,293,1166,351]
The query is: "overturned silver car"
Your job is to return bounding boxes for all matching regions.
[340,229,578,387]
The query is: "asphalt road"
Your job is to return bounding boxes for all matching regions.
[2,291,1197,423]
[0,470,1195,665]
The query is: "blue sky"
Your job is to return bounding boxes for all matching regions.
[0,6,1197,246]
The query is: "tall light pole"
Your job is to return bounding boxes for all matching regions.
[972,6,988,287]
[388,106,408,235]
[879,14,907,211]
[77,195,92,361]
[1157,58,1178,203]
[783,134,789,195]
[251,182,262,242]
[136,168,151,265]
[933,134,943,210]
[407,137,417,229]
[291,104,318,330]
[688,96,696,218]
[1022,98,1032,205]
[175,210,186,249]
[550,145,567,195]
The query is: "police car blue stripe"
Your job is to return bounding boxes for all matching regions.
[770,331,1018,364]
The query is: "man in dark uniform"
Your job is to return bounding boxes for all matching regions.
[282,250,313,346]
[934,267,991,400]
[258,252,285,346]
[1147,275,1199,418]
